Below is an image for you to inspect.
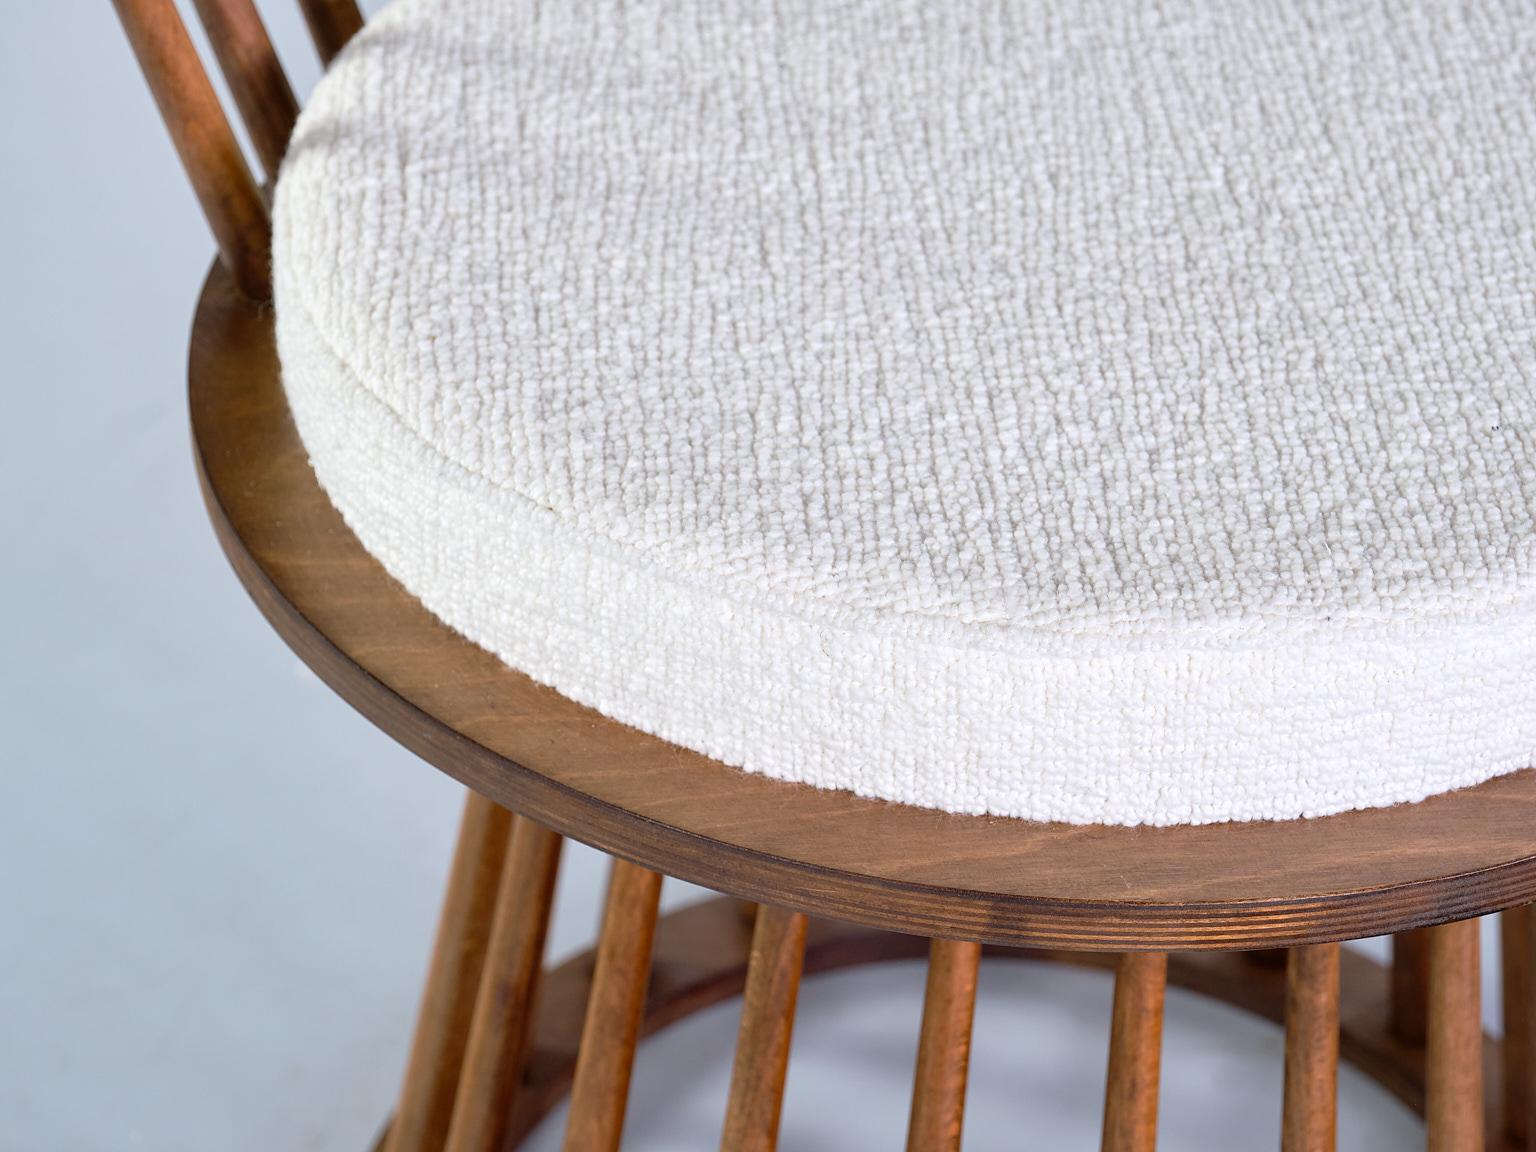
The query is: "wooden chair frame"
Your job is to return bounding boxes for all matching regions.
[113,4,1536,1149]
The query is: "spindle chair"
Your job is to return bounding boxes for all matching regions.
[111,2,1536,1150]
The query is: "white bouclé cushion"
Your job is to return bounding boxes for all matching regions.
[273,0,1536,826]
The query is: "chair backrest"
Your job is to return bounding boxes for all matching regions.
[111,0,365,301]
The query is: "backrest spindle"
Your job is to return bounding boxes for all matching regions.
[189,0,299,180]
[296,0,364,67]
[112,0,272,301]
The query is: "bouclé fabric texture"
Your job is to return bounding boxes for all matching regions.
[273,0,1536,825]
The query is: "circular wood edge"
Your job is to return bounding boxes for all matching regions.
[188,262,1536,949]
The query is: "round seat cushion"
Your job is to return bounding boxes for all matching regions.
[273,0,1536,826]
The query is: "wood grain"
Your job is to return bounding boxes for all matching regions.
[1282,943,1340,1152]
[296,0,364,66]
[561,861,663,1152]
[1102,952,1167,1152]
[1427,919,1483,1152]
[384,794,512,1152]
[442,818,563,1152]
[906,938,981,1152]
[188,0,297,178]
[720,905,806,1152]
[111,0,271,299]
[187,263,1536,950]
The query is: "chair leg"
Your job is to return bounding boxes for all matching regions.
[443,818,563,1152]
[561,860,664,1152]
[1505,905,1535,1150]
[1426,919,1483,1152]
[384,793,514,1152]
[1101,952,1167,1152]
[906,938,982,1152]
[1281,943,1340,1152]
[720,905,807,1152]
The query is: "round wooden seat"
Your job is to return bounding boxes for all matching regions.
[193,261,1536,953]
[273,0,1536,831]
[190,255,1536,1151]
[115,2,1536,1149]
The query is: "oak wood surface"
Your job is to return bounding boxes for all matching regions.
[443,818,562,1152]
[719,905,806,1152]
[561,862,663,1152]
[1282,943,1340,1152]
[112,0,271,300]
[383,793,512,1152]
[1101,952,1166,1152]
[188,263,1536,951]
[905,938,981,1152]
[1427,920,1483,1152]
[188,0,298,178]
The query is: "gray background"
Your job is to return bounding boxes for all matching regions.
[0,3,1502,1149]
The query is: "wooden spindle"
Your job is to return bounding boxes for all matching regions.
[1101,952,1167,1152]
[719,905,807,1152]
[561,861,664,1152]
[1281,943,1340,1152]
[906,938,982,1152]
[442,818,563,1152]
[1505,905,1534,1149]
[384,793,514,1152]
[111,0,272,300]
[1426,919,1483,1152]
[1392,929,1431,1045]
[188,0,298,178]
[296,0,364,66]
